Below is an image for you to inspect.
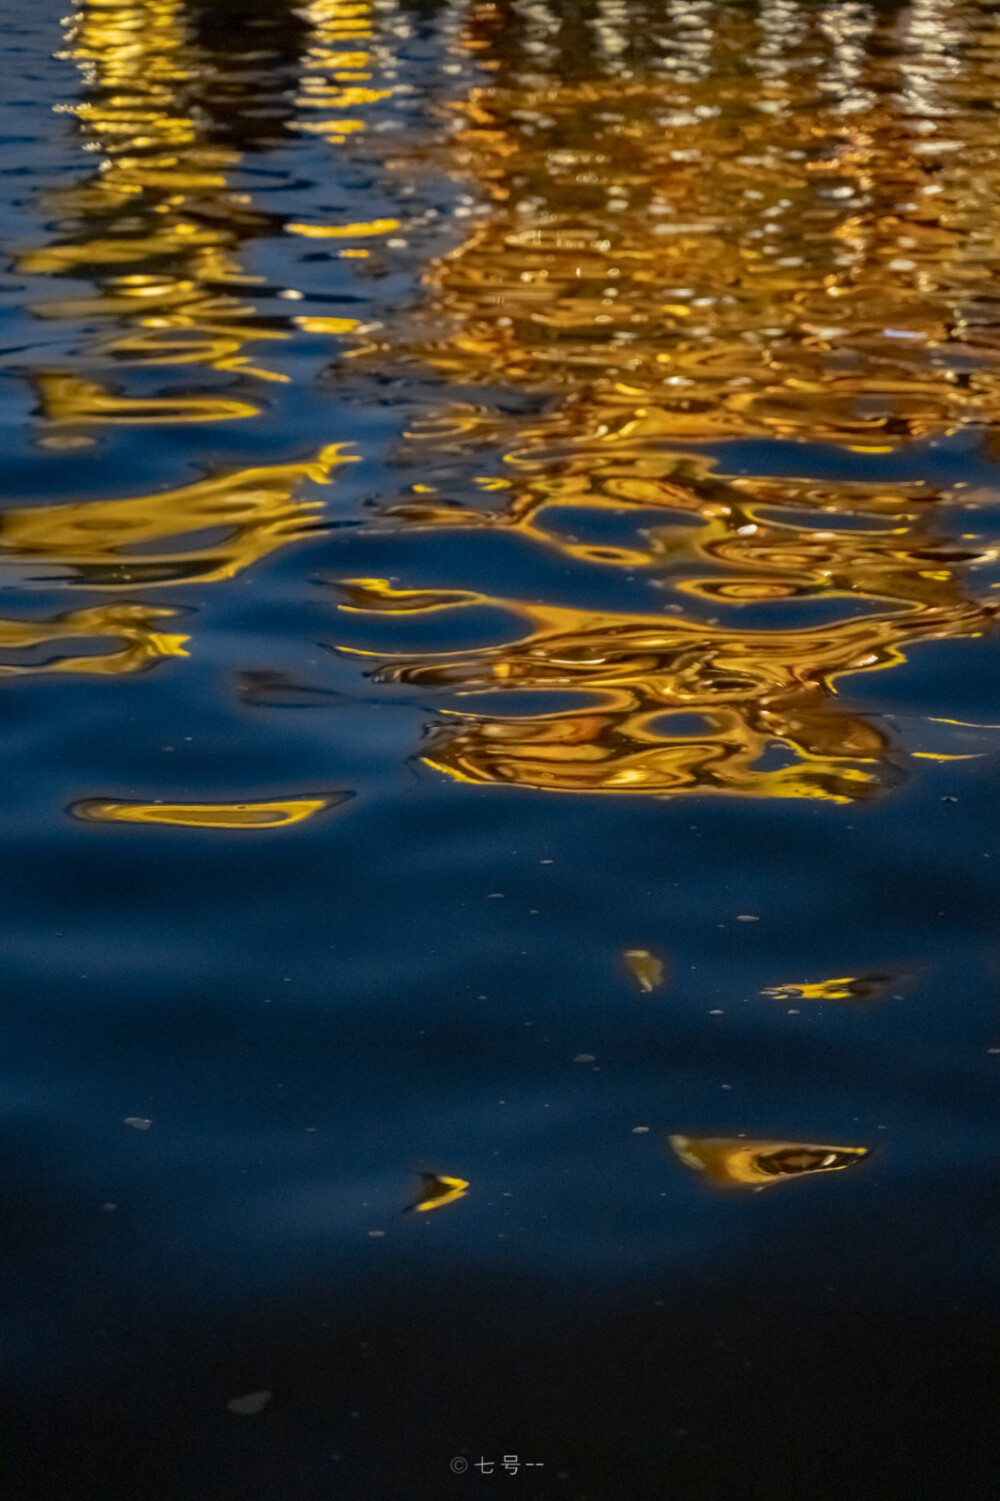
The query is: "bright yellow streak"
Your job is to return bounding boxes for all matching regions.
[71,794,351,829]
[411,1175,470,1212]
[286,218,399,239]
[294,316,362,334]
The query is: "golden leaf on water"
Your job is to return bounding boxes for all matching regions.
[624,948,665,993]
[762,975,897,1003]
[70,793,352,829]
[668,1136,869,1189]
[408,1173,470,1213]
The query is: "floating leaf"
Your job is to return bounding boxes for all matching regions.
[408,1173,469,1213]
[623,948,665,993]
[669,1136,869,1189]
[762,974,898,1003]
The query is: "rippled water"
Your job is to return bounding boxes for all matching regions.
[5,1,1000,1496]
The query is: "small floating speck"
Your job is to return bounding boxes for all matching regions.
[632,1126,650,1134]
[123,1117,151,1131]
[227,1391,272,1417]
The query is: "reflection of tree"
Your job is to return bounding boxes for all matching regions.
[339,0,1000,800]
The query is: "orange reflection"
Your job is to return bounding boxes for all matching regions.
[0,603,187,677]
[71,793,351,828]
[293,0,396,148]
[334,0,1000,801]
[0,444,353,590]
[337,564,987,799]
[19,0,296,420]
[403,0,1000,447]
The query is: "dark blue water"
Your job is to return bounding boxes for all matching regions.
[4,1,1000,1496]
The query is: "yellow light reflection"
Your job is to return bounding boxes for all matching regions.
[0,603,187,677]
[71,793,352,828]
[335,0,1000,801]
[287,218,399,239]
[293,0,395,146]
[21,0,295,409]
[0,445,354,589]
[336,571,986,800]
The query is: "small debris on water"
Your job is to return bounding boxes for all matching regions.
[123,1117,152,1131]
[227,1391,272,1417]
[573,1053,596,1063]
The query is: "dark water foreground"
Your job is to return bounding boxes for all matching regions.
[4,1,1000,1496]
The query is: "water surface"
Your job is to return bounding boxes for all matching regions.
[4,1,1000,1496]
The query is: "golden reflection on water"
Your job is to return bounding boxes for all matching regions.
[293,0,396,148]
[669,1135,870,1188]
[5,0,405,683]
[22,0,292,406]
[0,603,187,676]
[337,0,1000,800]
[14,0,1000,798]
[0,445,353,590]
[71,793,351,827]
[412,0,1000,445]
[340,561,987,798]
